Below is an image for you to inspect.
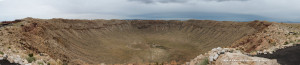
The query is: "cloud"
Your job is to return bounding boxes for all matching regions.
[208,0,249,2]
[128,0,186,3]
[129,12,277,21]
[128,0,249,4]
[0,0,300,22]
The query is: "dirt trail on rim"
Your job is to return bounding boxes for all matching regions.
[1,18,273,64]
[256,44,300,65]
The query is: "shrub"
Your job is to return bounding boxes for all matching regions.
[0,51,3,55]
[284,41,289,45]
[198,58,209,65]
[63,62,68,65]
[29,53,34,57]
[290,41,294,44]
[271,42,276,46]
[26,57,36,63]
[38,62,44,65]
[27,53,36,63]
[297,40,300,42]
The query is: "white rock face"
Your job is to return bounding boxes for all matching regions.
[209,55,214,61]
[25,63,32,65]
[209,47,226,61]
[13,55,21,64]
[187,47,280,65]
[0,54,3,60]
[7,56,15,63]
[213,53,219,60]
[23,60,29,64]
[215,53,280,65]
[3,54,7,58]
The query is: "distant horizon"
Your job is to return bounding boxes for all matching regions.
[1,17,299,23]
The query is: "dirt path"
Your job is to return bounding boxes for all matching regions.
[255,44,300,65]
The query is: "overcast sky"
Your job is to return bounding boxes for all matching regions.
[0,0,299,22]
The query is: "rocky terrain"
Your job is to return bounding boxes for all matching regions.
[0,18,299,65]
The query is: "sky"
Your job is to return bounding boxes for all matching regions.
[0,0,300,22]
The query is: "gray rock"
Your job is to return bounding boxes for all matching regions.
[25,63,31,65]
[209,55,214,61]
[7,56,14,63]
[213,53,219,60]
[0,57,3,60]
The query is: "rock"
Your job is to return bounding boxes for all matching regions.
[215,53,280,65]
[264,52,267,54]
[257,51,261,53]
[0,54,3,60]
[221,49,226,54]
[217,47,222,51]
[25,63,32,65]
[3,54,7,58]
[209,55,214,61]
[212,48,217,52]
[7,56,14,63]
[48,59,58,65]
[269,51,273,54]
[100,63,106,65]
[233,50,241,53]
[185,62,190,65]
[13,55,21,64]
[209,52,219,62]
[213,53,219,60]
[13,59,19,64]
[263,50,267,52]
[23,59,29,64]
[190,61,196,65]
[0,57,3,60]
